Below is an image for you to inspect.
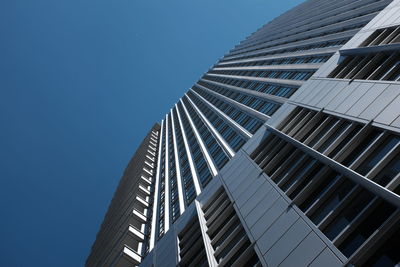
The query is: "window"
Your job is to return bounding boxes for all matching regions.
[178,217,208,267]
[360,26,400,47]
[202,187,261,266]
[338,201,395,257]
[328,52,400,81]
[250,106,400,259]
[363,226,400,266]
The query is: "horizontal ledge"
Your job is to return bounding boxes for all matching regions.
[212,63,322,72]
[217,47,339,66]
[264,124,400,209]
[340,43,400,56]
[206,73,305,87]
[200,79,287,105]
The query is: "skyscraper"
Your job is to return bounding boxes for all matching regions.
[87,0,400,266]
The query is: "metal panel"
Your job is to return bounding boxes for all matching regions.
[153,230,178,267]
[139,251,154,267]
[230,167,260,198]
[359,84,400,120]
[240,181,274,217]
[235,177,267,208]
[375,91,400,125]
[280,232,326,267]
[309,248,343,267]
[223,162,252,192]
[219,155,243,181]
[379,6,400,26]
[391,113,400,128]
[307,80,338,107]
[244,188,280,227]
[316,81,348,108]
[289,80,316,102]
[263,219,311,266]
[293,79,324,103]
[325,81,362,111]
[251,197,289,240]
[257,207,299,254]
[335,82,375,114]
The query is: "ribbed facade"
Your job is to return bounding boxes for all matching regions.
[87,0,400,266]
[86,124,161,266]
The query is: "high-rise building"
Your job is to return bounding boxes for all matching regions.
[87,0,400,266]
[86,124,161,267]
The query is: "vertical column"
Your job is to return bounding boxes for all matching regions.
[180,99,219,177]
[186,93,235,158]
[190,88,252,139]
[195,200,218,267]
[149,119,165,250]
[170,109,186,214]
[164,114,170,233]
[175,104,202,195]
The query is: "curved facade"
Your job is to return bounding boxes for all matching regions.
[87,0,400,266]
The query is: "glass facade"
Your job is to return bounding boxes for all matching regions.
[87,0,400,266]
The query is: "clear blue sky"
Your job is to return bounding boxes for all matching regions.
[0,0,304,266]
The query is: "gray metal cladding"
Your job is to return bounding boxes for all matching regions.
[88,0,400,266]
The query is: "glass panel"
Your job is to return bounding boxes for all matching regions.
[338,201,395,257]
[356,136,400,176]
[288,163,324,199]
[310,179,355,225]
[373,155,400,187]
[299,172,339,211]
[317,121,351,153]
[281,158,315,191]
[328,125,362,158]
[308,118,338,147]
[323,190,374,240]
[342,129,382,166]
[364,227,400,267]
